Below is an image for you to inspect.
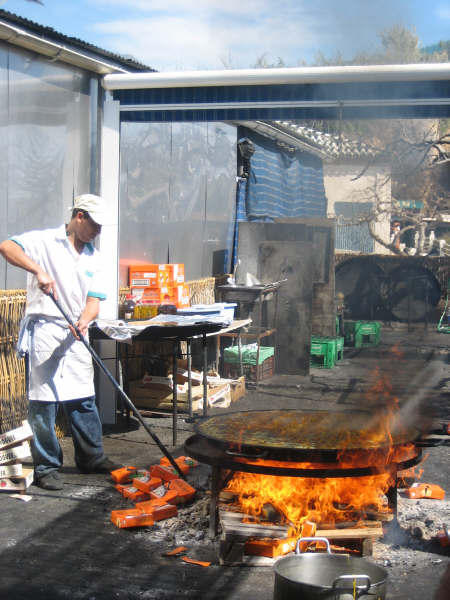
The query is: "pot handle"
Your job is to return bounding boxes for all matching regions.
[331,574,371,597]
[295,537,331,555]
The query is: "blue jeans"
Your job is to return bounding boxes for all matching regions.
[28,396,105,479]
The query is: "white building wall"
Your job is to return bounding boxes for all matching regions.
[323,161,392,254]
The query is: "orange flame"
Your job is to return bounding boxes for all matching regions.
[224,353,420,537]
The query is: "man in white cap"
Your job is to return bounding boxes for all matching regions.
[0,194,121,490]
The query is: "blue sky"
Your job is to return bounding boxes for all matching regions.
[1,0,449,71]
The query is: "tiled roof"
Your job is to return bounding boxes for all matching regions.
[0,9,153,73]
[271,121,379,160]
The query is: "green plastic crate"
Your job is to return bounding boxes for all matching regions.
[310,337,336,368]
[344,321,381,348]
[223,344,274,365]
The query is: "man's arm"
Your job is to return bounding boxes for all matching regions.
[0,240,57,297]
[74,296,100,338]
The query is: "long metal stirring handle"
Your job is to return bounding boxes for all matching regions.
[48,292,186,480]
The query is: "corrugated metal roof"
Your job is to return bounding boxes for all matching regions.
[0,8,154,73]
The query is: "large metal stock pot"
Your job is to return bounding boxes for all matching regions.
[274,538,388,600]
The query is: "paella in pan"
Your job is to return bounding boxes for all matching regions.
[196,410,421,452]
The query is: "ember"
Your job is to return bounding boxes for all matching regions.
[224,469,392,536]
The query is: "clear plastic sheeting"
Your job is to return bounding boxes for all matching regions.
[119,122,237,285]
[1,43,98,289]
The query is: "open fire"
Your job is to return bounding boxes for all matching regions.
[220,363,423,545]
[186,349,425,562]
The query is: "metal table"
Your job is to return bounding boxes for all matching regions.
[90,319,251,445]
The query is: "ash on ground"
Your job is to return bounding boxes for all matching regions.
[113,464,217,555]
[374,494,450,570]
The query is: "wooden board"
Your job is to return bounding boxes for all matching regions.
[0,467,34,492]
[0,420,33,451]
[0,441,31,465]
[0,463,23,479]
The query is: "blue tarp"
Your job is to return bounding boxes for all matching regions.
[231,128,328,267]
[243,129,327,221]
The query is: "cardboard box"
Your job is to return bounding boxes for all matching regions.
[129,264,185,288]
[230,376,246,403]
[0,421,33,451]
[0,467,34,492]
[130,380,232,412]
[111,509,155,529]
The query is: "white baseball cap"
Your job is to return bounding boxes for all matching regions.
[71,194,108,226]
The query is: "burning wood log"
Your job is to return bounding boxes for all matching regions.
[261,502,282,523]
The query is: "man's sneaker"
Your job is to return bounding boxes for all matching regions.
[35,471,63,491]
[78,457,123,474]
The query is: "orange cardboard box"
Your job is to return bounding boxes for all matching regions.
[129,264,185,289]
[137,489,178,510]
[245,537,296,558]
[129,264,160,288]
[148,487,179,504]
[167,478,196,504]
[172,283,190,308]
[111,509,154,529]
[158,264,185,285]
[111,466,137,484]
[160,455,198,473]
[132,473,163,494]
[139,286,176,305]
[159,457,190,475]
[150,464,180,482]
[405,483,445,500]
[150,503,178,521]
[120,485,150,502]
[138,283,189,308]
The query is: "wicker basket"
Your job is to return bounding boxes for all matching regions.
[0,290,27,434]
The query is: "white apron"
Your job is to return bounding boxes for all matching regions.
[19,317,95,402]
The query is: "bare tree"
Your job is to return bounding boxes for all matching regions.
[347,124,449,255]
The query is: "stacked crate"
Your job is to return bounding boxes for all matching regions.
[335,336,344,361]
[0,420,34,494]
[223,345,274,382]
[310,337,336,369]
[344,321,381,348]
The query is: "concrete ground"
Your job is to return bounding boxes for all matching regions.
[0,324,448,600]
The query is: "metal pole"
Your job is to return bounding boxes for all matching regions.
[202,333,208,418]
[48,293,186,480]
[172,341,178,447]
[407,277,412,332]
[187,338,193,419]
[209,465,221,539]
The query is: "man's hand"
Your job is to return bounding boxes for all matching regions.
[71,318,89,339]
[36,269,57,298]
[70,297,100,340]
